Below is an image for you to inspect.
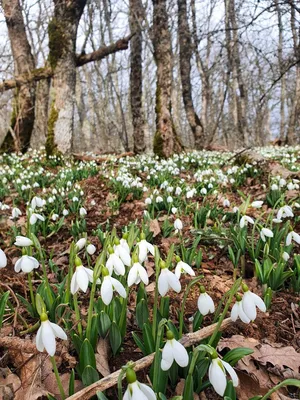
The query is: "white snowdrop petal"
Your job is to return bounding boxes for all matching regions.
[166,270,181,293]
[173,340,189,367]
[0,249,7,268]
[49,322,67,340]
[222,360,239,387]
[77,266,89,292]
[14,258,22,273]
[250,292,266,312]
[36,326,44,352]
[41,321,56,356]
[158,271,169,296]
[230,303,239,322]
[101,277,113,305]
[123,388,130,400]
[137,265,149,285]
[242,292,257,321]
[127,265,138,287]
[83,267,95,283]
[209,359,227,396]
[111,277,126,298]
[139,383,156,400]
[70,271,79,294]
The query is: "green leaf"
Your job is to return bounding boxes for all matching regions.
[47,395,57,400]
[159,394,168,400]
[79,339,96,375]
[71,333,83,356]
[224,380,236,400]
[132,332,147,355]
[109,321,122,355]
[96,392,109,400]
[98,311,111,338]
[90,314,99,350]
[142,322,155,354]
[0,291,9,329]
[82,365,99,387]
[159,296,170,319]
[223,348,253,366]
[16,293,35,317]
[136,299,149,329]
[35,293,46,316]
[69,369,75,396]
[183,374,194,400]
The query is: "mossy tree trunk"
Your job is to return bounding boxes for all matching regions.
[129,0,146,154]
[178,0,204,149]
[152,0,183,158]
[1,0,36,153]
[46,0,87,155]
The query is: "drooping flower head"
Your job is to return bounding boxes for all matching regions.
[158,260,181,297]
[70,256,100,294]
[174,256,195,279]
[106,245,126,276]
[101,267,126,305]
[136,233,154,263]
[197,286,215,316]
[161,330,189,371]
[0,249,7,269]
[36,312,67,356]
[127,254,149,286]
[241,283,266,321]
[208,351,239,396]
[123,368,156,400]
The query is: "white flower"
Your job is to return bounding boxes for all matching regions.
[36,316,67,356]
[197,290,215,316]
[128,262,149,286]
[223,199,230,207]
[231,299,250,323]
[10,207,22,219]
[101,275,126,305]
[51,213,59,221]
[31,196,44,210]
[167,196,173,203]
[71,264,99,294]
[171,207,177,214]
[287,182,294,191]
[62,209,69,216]
[145,198,152,205]
[282,252,290,261]
[175,187,182,196]
[30,213,45,225]
[209,357,239,396]
[161,333,189,370]
[120,238,130,254]
[0,249,7,269]
[239,215,254,228]
[156,196,163,203]
[260,227,273,242]
[175,260,195,279]
[91,199,96,206]
[14,236,33,247]
[75,238,87,251]
[137,239,154,263]
[242,286,266,321]
[251,200,263,208]
[174,218,183,233]
[114,243,131,267]
[79,207,87,217]
[271,184,279,191]
[286,231,300,246]
[14,255,39,273]
[200,188,207,195]
[86,244,96,255]
[158,268,181,296]
[106,252,126,276]
[123,379,156,400]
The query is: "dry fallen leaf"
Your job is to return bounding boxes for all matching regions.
[149,219,161,237]
[96,338,111,377]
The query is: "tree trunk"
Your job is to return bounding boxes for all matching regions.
[46,0,86,155]
[178,0,204,149]
[1,0,36,153]
[129,0,146,154]
[152,0,183,157]
[30,79,50,149]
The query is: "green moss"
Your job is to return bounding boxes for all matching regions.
[48,18,65,69]
[46,102,58,156]
[153,130,164,158]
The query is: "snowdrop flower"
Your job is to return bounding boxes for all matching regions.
[174,257,195,279]
[106,246,125,276]
[14,255,39,273]
[91,199,96,206]
[277,205,293,220]
[123,368,156,400]
[127,256,149,286]
[120,237,130,254]
[175,187,182,196]
[260,227,273,242]
[287,182,294,191]
[137,234,154,263]
[239,215,254,228]
[114,239,131,267]
[36,313,67,356]
[145,197,152,205]
[51,213,59,221]
[171,207,177,214]
[31,196,44,210]
[30,213,45,225]
[158,262,181,296]
[87,243,96,255]
[14,236,33,247]
[79,207,87,217]
[200,188,207,195]
[251,200,263,208]
[241,284,266,321]
[71,257,99,294]
[167,196,173,203]
[101,267,126,305]
[233,206,239,213]
[72,196,79,202]
[271,184,279,191]
[286,231,300,246]
[156,196,163,203]
[62,209,69,216]
[174,218,183,233]
[161,330,189,370]
[282,251,290,261]
[223,199,230,207]
[197,287,215,316]
[231,295,250,323]
[10,207,22,219]
[209,354,239,396]
[75,237,87,251]
[0,249,7,269]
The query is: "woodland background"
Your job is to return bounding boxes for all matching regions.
[0,0,299,157]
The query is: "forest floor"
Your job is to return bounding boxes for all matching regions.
[0,147,299,400]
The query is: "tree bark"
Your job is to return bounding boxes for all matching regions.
[129,0,146,154]
[178,0,204,149]
[152,0,183,157]
[1,0,36,153]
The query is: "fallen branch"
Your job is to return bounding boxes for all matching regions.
[72,152,135,163]
[66,318,232,400]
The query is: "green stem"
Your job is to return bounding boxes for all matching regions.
[117,369,126,400]
[208,278,242,346]
[152,318,167,392]
[152,248,161,340]
[50,356,65,400]
[66,244,75,304]
[86,279,97,342]
[28,272,36,310]
[20,320,40,335]
[179,276,203,338]
[73,293,83,339]
[260,379,300,400]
